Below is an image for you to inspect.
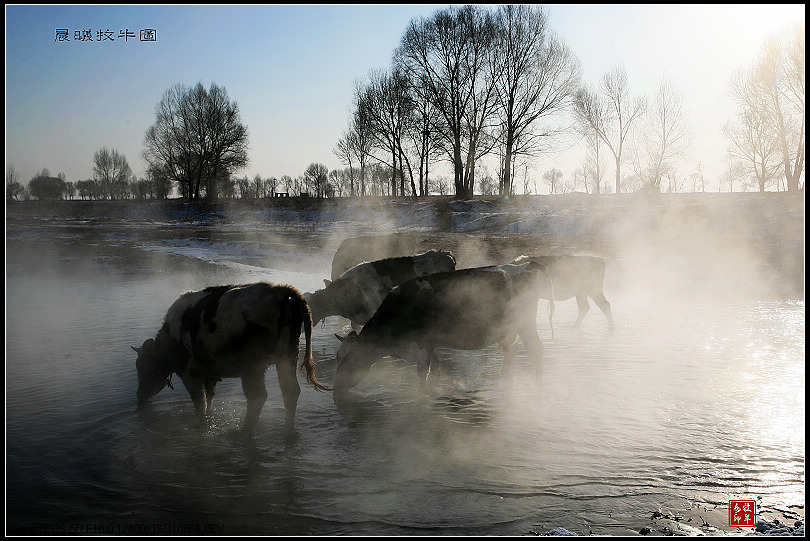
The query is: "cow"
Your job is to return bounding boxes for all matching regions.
[132,282,329,433]
[332,258,555,402]
[330,233,418,281]
[510,255,615,329]
[305,250,456,330]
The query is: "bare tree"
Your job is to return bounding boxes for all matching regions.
[6,164,24,201]
[574,65,646,193]
[395,5,499,198]
[335,79,377,196]
[720,156,746,192]
[356,68,417,197]
[93,147,132,200]
[492,5,581,196]
[542,167,563,194]
[629,79,691,192]
[303,163,329,198]
[584,127,607,194]
[142,82,249,200]
[723,106,781,192]
[729,25,804,192]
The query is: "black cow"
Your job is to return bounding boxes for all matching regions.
[512,255,615,329]
[305,250,456,329]
[132,282,328,432]
[330,233,418,281]
[332,259,555,402]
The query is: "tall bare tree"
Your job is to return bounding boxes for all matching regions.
[356,68,417,196]
[629,79,691,192]
[303,163,329,198]
[492,5,581,196]
[574,65,646,193]
[730,24,804,192]
[142,82,249,200]
[93,147,132,200]
[542,167,563,194]
[6,164,24,201]
[723,106,781,192]
[395,5,499,198]
[335,80,377,196]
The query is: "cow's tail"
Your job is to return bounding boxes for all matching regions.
[293,288,330,392]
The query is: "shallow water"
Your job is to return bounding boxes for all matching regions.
[5,221,804,535]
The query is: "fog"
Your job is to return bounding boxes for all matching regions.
[5,193,804,535]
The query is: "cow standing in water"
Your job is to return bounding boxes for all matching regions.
[305,250,456,329]
[132,282,329,432]
[512,255,615,329]
[332,259,555,402]
[330,233,418,281]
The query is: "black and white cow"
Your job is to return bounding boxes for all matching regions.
[330,233,418,281]
[511,255,615,329]
[305,250,456,329]
[132,282,329,432]
[332,258,555,402]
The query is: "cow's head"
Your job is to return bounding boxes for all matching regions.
[132,339,173,405]
[303,290,326,326]
[333,331,372,402]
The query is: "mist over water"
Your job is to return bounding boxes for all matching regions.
[5,198,804,535]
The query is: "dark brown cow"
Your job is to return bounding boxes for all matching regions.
[332,259,555,402]
[513,255,615,329]
[132,282,328,432]
[330,233,418,281]
[305,250,456,329]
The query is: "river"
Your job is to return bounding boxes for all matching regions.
[5,215,804,535]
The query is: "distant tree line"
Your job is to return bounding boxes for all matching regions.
[8,9,801,202]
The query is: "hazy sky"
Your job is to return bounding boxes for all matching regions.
[5,4,804,193]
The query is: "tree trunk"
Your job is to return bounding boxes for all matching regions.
[614,156,622,194]
[502,134,514,196]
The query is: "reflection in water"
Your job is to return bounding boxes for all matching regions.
[5,232,804,536]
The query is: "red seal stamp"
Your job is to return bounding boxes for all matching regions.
[728,500,757,527]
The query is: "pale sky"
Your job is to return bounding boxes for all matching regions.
[5,4,805,194]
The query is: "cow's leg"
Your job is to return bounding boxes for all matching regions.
[180,374,208,418]
[574,295,590,327]
[414,348,435,389]
[275,359,301,430]
[590,293,615,330]
[518,327,545,381]
[240,372,268,433]
[500,335,518,374]
[204,378,219,413]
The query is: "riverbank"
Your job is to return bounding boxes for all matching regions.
[7,192,805,298]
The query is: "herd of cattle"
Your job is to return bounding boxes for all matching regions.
[133,234,615,432]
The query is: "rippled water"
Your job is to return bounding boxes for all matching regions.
[5,223,804,535]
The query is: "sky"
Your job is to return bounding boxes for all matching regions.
[5,4,805,194]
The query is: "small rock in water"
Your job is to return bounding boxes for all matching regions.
[546,527,577,536]
[751,518,805,536]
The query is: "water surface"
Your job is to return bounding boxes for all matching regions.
[6,221,804,535]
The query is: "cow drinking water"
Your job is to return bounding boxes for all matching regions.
[305,250,456,329]
[132,282,329,432]
[332,258,554,402]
